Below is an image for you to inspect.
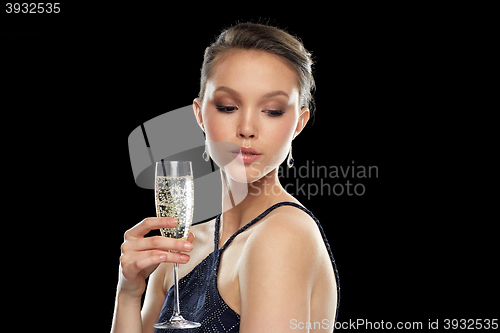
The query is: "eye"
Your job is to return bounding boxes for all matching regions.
[264,110,285,117]
[216,105,238,113]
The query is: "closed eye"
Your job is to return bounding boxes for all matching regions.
[216,105,238,113]
[264,110,285,117]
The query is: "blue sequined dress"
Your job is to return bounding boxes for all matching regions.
[155,201,340,332]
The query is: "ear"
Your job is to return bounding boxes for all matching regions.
[193,98,205,132]
[292,107,310,140]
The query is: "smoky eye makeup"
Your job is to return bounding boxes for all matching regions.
[262,101,287,117]
[215,105,238,113]
[216,105,285,116]
[264,110,285,117]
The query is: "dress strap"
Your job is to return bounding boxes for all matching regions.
[214,201,307,252]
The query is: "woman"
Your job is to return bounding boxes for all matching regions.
[112,22,339,332]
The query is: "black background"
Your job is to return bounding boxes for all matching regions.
[2,3,497,331]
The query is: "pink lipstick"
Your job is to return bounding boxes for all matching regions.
[231,147,262,164]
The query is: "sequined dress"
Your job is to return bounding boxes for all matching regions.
[154,201,340,332]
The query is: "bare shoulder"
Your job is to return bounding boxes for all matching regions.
[243,204,325,268]
[251,203,322,246]
[237,203,331,329]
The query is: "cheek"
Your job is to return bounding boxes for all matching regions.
[203,111,231,142]
[262,121,296,160]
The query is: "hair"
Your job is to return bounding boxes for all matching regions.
[199,22,316,121]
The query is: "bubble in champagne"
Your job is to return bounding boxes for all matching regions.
[155,175,194,240]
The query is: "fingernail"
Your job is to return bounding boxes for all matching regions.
[183,242,193,250]
[180,254,189,262]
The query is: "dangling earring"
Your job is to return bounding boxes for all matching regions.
[287,145,294,168]
[202,140,210,161]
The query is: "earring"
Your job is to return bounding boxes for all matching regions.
[287,145,294,168]
[203,141,210,161]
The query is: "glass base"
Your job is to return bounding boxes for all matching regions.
[153,314,201,329]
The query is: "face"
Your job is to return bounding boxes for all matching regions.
[194,50,309,184]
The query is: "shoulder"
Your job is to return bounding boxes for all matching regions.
[240,204,324,280]
[247,203,323,254]
[237,204,325,329]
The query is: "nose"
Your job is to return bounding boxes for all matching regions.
[236,109,257,140]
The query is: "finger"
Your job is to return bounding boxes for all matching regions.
[121,251,167,279]
[123,250,190,274]
[125,236,194,253]
[187,231,195,244]
[124,217,178,239]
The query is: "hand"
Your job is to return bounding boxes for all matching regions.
[117,217,194,299]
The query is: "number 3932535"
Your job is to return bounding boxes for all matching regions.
[6,3,60,14]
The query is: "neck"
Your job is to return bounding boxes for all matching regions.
[220,168,284,232]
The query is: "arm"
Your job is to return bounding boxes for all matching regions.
[111,218,194,333]
[239,213,320,333]
[141,262,169,333]
[111,288,143,333]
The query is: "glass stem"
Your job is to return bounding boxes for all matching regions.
[173,262,181,317]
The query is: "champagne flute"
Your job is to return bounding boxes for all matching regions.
[153,160,201,329]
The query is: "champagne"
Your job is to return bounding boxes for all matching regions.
[152,161,201,329]
[155,175,194,240]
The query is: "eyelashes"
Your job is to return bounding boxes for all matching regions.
[215,105,284,117]
[265,110,285,117]
[216,105,238,112]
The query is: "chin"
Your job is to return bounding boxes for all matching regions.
[222,160,257,184]
[228,160,279,185]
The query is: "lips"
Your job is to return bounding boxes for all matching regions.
[231,147,262,163]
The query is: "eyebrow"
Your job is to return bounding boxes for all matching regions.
[263,90,289,99]
[214,86,290,100]
[214,86,241,98]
